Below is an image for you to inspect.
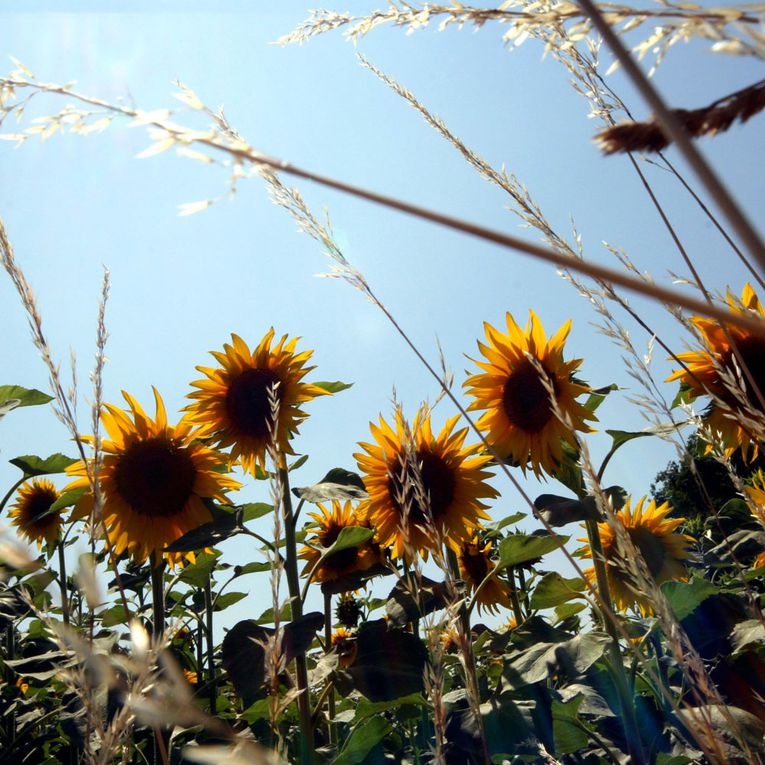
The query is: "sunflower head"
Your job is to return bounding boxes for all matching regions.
[65,388,240,567]
[9,479,62,548]
[667,284,765,460]
[335,594,363,628]
[457,536,512,615]
[354,407,497,560]
[185,330,328,474]
[746,470,765,525]
[579,496,695,615]
[464,310,596,477]
[331,627,357,668]
[299,500,383,583]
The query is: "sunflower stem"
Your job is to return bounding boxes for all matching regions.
[583,519,647,765]
[323,592,336,746]
[507,568,524,626]
[151,561,166,641]
[204,576,217,716]
[278,465,315,765]
[56,541,69,626]
[0,475,27,516]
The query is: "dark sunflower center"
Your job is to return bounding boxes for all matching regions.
[225,368,283,439]
[114,437,197,518]
[629,528,667,578]
[722,336,765,411]
[501,358,559,434]
[320,525,360,571]
[460,546,490,586]
[387,449,456,526]
[24,488,59,526]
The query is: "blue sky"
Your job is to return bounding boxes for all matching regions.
[1,3,764,624]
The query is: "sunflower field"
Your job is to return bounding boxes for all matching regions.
[2,3,765,765]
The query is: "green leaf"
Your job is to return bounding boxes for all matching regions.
[234,561,271,577]
[605,428,653,451]
[334,716,391,765]
[213,591,248,612]
[661,575,720,620]
[293,467,368,503]
[0,385,53,409]
[178,552,220,587]
[497,533,568,569]
[256,603,292,625]
[313,380,353,394]
[731,619,765,652]
[505,632,610,688]
[241,502,273,522]
[487,511,526,532]
[323,525,375,555]
[670,384,693,411]
[553,602,587,622]
[164,509,240,552]
[221,620,270,707]
[552,694,588,756]
[100,604,132,628]
[354,693,427,722]
[48,487,86,513]
[10,453,77,477]
[530,572,585,610]
[240,698,271,724]
[583,384,618,412]
[346,620,427,702]
[288,454,309,471]
[385,575,449,626]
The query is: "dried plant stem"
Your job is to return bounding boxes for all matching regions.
[277,465,315,765]
[57,542,70,626]
[577,0,765,274]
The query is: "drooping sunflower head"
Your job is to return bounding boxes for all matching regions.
[65,388,240,567]
[464,310,596,477]
[9,479,62,548]
[457,536,512,615]
[579,496,695,615]
[299,500,383,584]
[185,330,329,475]
[354,407,497,560]
[667,284,765,460]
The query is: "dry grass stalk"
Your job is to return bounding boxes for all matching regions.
[596,78,765,154]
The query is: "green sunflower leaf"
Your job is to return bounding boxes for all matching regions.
[10,453,77,477]
[241,502,273,522]
[583,383,618,412]
[313,380,353,394]
[530,572,586,610]
[0,385,53,410]
[487,511,526,532]
[177,551,220,587]
[323,525,375,554]
[661,575,720,620]
[213,591,247,611]
[497,533,568,569]
[533,494,598,527]
[48,487,86,513]
[334,716,391,765]
[552,695,588,756]
[99,604,133,628]
[289,454,309,471]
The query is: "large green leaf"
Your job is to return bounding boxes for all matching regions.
[385,575,449,626]
[292,467,368,503]
[333,716,390,765]
[497,532,568,569]
[552,695,588,756]
[48,487,86,513]
[504,632,610,688]
[533,494,598,527]
[661,575,720,620]
[487,511,526,532]
[346,619,428,702]
[0,385,53,410]
[530,572,586,610]
[221,620,270,707]
[241,502,273,522]
[9,453,77,477]
[164,507,240,552]
[583,384,618,413]
[213,592,248,612]
[177,552,220,587]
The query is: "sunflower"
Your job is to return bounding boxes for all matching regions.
[299,500,383,583]
[464,310,596,477]
[65,388,240,567]
[355,407,497,560]
[331,627,357,668]
[667,284,765,460]
[9,479,62,548]
[746,469,765,525]
[579,496,695,615]
[185,330,328,474]
[457,536,512,615]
